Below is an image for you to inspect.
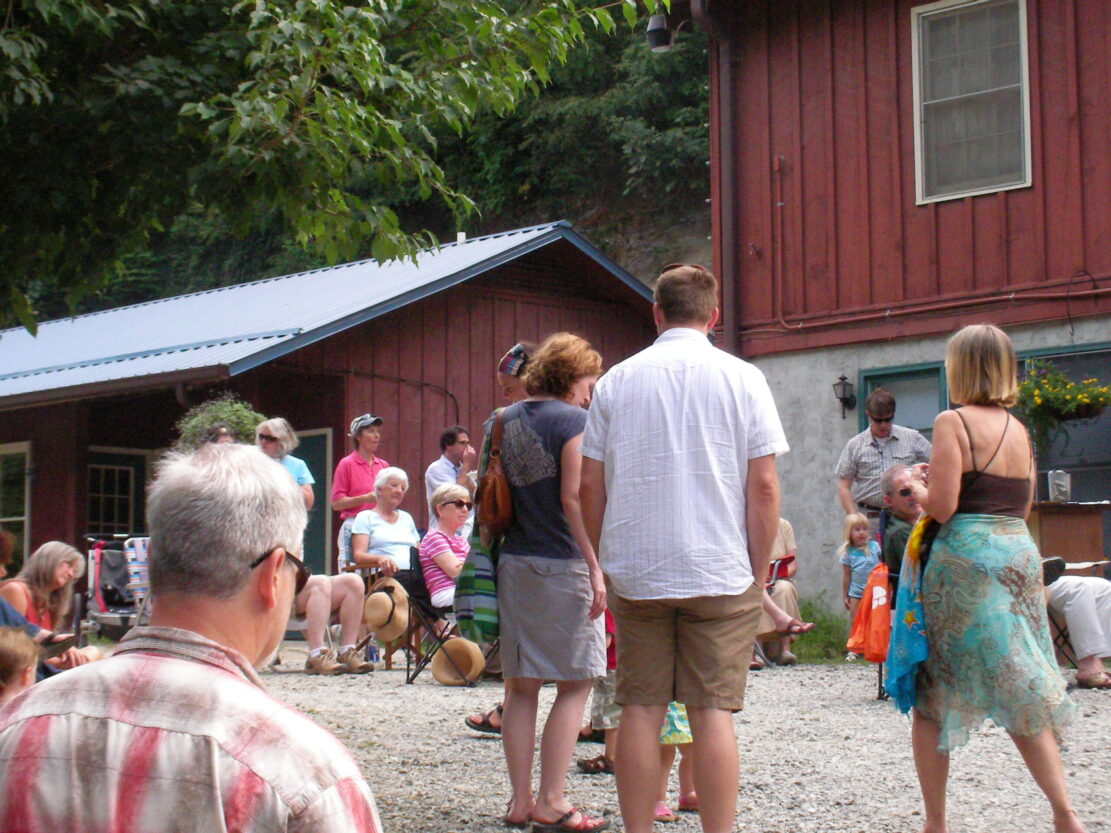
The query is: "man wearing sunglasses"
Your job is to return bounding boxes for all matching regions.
[0,443,379,832]
[835,387,931,521]
[880,464,923,593]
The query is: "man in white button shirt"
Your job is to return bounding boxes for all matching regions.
[580,263,788,833]
[424,424,477,535]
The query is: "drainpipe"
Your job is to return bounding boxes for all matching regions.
[692,1,738,355]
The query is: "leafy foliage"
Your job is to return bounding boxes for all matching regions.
[1,0,658,331]
[173,392,266,450]
[1016,359,1110,451]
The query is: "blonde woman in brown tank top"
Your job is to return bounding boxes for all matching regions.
[903,324,1084,833]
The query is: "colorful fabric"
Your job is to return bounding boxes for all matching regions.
[839,540,880,598]
[913,514,1075,752]
[846,562,890,662]
[455,423,500,643]
[658,702,692,745]
[0,626,380,832]
[886,515,933,714]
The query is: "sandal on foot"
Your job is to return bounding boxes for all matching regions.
[654,802,678,823]
[531,808,609,833]
[465,705,504,734]
[1076,671,1111,689]
[576,754,614,775]
[577,726,606,744]
[676,793,699,813]
[504,800,532,829]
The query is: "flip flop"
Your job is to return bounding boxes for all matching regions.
[465,705,504,734]
[576,754,614,775]
[1076,672,1111,689]
[504,799,531,829]
[531,808,609,833]
[676,793,699,813]
[654,802,678,823]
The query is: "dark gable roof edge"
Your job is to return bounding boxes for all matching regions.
[227,222,651,377]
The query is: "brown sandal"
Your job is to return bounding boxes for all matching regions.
[575,753,614,775]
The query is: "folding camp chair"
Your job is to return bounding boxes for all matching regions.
[79,535,150,643]
[400,546,475,685]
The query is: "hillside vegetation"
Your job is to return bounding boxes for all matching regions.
[29,21,710,319]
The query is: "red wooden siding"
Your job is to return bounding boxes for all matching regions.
[714,0,1111,356]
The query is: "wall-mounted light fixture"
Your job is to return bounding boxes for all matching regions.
[833,375,857,419]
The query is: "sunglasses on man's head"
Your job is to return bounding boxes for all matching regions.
[441,499,473,510]
[257,433,278,443]
[249,548,310,594]
[898,487,913,497]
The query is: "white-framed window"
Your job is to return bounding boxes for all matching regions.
[912,0,1031,204]
[860,365,947,440]
[0,442,31,567]
[87,464,135,536]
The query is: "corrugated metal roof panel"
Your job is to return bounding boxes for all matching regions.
[0,222,647,406]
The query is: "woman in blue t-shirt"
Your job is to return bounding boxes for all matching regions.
[497,332,608,833]
[256,417,315,510]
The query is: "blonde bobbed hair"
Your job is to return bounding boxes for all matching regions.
[945,324,1018,408]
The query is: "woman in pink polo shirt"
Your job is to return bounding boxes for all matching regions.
[331,414,389,570]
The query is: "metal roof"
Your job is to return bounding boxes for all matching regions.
[0,221,650,408]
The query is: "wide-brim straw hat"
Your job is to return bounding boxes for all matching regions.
[430,638,486,685]
[363,577,409,643]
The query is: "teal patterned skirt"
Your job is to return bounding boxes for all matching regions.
[916,514,1075,753]
[658,702,692,745]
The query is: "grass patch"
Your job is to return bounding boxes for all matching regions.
[794,594,850,663]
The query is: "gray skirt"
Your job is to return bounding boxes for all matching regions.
[498,554,605,681]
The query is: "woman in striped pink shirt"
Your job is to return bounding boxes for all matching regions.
[419,483,472,610]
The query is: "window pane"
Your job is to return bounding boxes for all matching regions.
[870,375,942,438]
[1,454,25,518]
[918,0,1027,200]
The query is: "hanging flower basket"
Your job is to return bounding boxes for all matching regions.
[1016,360,1111,452]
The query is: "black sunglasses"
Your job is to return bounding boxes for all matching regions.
[256,433,278,443]
[441,499,474,510]
[898,487,913,497]
[249,548,310,594]
[868,415,894,424]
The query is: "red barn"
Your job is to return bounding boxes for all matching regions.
[0,222,654,576]
[686,0,1111,596]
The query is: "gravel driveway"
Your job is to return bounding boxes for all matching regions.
[266,643,1108,833]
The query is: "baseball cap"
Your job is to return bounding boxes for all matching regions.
[349,413,384,437]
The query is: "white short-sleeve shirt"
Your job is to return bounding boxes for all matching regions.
[581,327,789,600]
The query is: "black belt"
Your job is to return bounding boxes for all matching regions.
[857,502,882,513]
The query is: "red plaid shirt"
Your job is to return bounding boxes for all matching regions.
[0,627,380,833]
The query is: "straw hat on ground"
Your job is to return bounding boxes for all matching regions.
[363,577,410,643]
[430,637,486,685]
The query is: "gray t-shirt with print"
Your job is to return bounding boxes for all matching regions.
[498,399,587,560]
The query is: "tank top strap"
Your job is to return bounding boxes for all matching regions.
[979,410,1011,473]
[954,409,978,472]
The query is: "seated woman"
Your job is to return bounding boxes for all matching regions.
[753,518,806,667]
[420,483,472,610]
[350,467,420,586]
[0,542,101,667]
[294,574,374,676]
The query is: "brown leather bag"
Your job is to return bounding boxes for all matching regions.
[476,410,513,540]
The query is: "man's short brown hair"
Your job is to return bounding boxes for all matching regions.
[653,263,718,325]
[865,387,895,417]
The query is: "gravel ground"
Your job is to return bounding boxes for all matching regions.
[266,643,1109,833]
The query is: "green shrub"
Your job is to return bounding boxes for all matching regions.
[794,594,851,663]
[173,392,266,450]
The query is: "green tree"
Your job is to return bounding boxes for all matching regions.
[1,0,654,331]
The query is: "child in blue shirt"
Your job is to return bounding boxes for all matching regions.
[839,512,879,659]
